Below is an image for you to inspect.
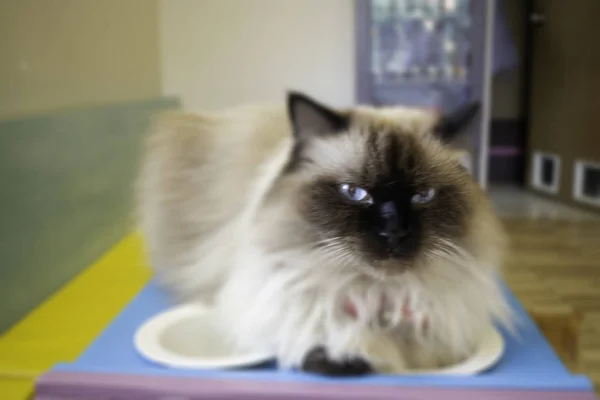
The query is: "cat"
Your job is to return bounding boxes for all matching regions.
[137,92,511,376]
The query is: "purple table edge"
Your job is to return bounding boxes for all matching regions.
[36,371,598,400]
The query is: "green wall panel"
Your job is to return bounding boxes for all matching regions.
[0,97,180,333]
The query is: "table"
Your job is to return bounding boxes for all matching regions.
[36,281,597,399]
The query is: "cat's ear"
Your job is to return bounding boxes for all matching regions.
[434,102,480,143]
[287,91,349,140]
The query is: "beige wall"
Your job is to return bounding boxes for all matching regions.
[159,0,355,111]
[0,0,161,119]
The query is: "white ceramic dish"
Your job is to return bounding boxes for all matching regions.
[395,324,505,375]
[135,303,504,375]
[134,303,275,369]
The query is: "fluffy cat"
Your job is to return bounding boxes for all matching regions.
[137,92,511,376]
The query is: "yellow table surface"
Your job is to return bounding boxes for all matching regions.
[0,233,151,399]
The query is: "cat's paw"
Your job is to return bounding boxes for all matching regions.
[300,346,373,377]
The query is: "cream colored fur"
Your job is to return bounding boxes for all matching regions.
[137,102,511,373]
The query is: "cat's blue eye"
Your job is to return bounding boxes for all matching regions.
[339,183,373,205]
[411,188,436,205]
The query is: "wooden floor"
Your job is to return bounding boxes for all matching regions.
[491,186,600,390]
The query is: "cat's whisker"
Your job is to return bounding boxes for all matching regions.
[315,242,363,275]
[314,237,344,246]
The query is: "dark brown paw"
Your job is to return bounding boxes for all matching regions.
[300,346,373,377]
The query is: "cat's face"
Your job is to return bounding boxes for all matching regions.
[301,130,472,268]
[258,92,496,275]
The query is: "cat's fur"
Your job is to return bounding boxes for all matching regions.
[137,92,510,374]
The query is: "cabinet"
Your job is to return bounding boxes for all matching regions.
[355,0,496,188]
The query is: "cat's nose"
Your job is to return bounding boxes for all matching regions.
[378,226,410,241]
[377,201,410,241]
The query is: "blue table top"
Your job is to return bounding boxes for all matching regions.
[54,281,594,391]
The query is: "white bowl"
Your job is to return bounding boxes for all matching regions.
[134,303,275,369]
[135,304,504,375]
[396,324,505,375]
